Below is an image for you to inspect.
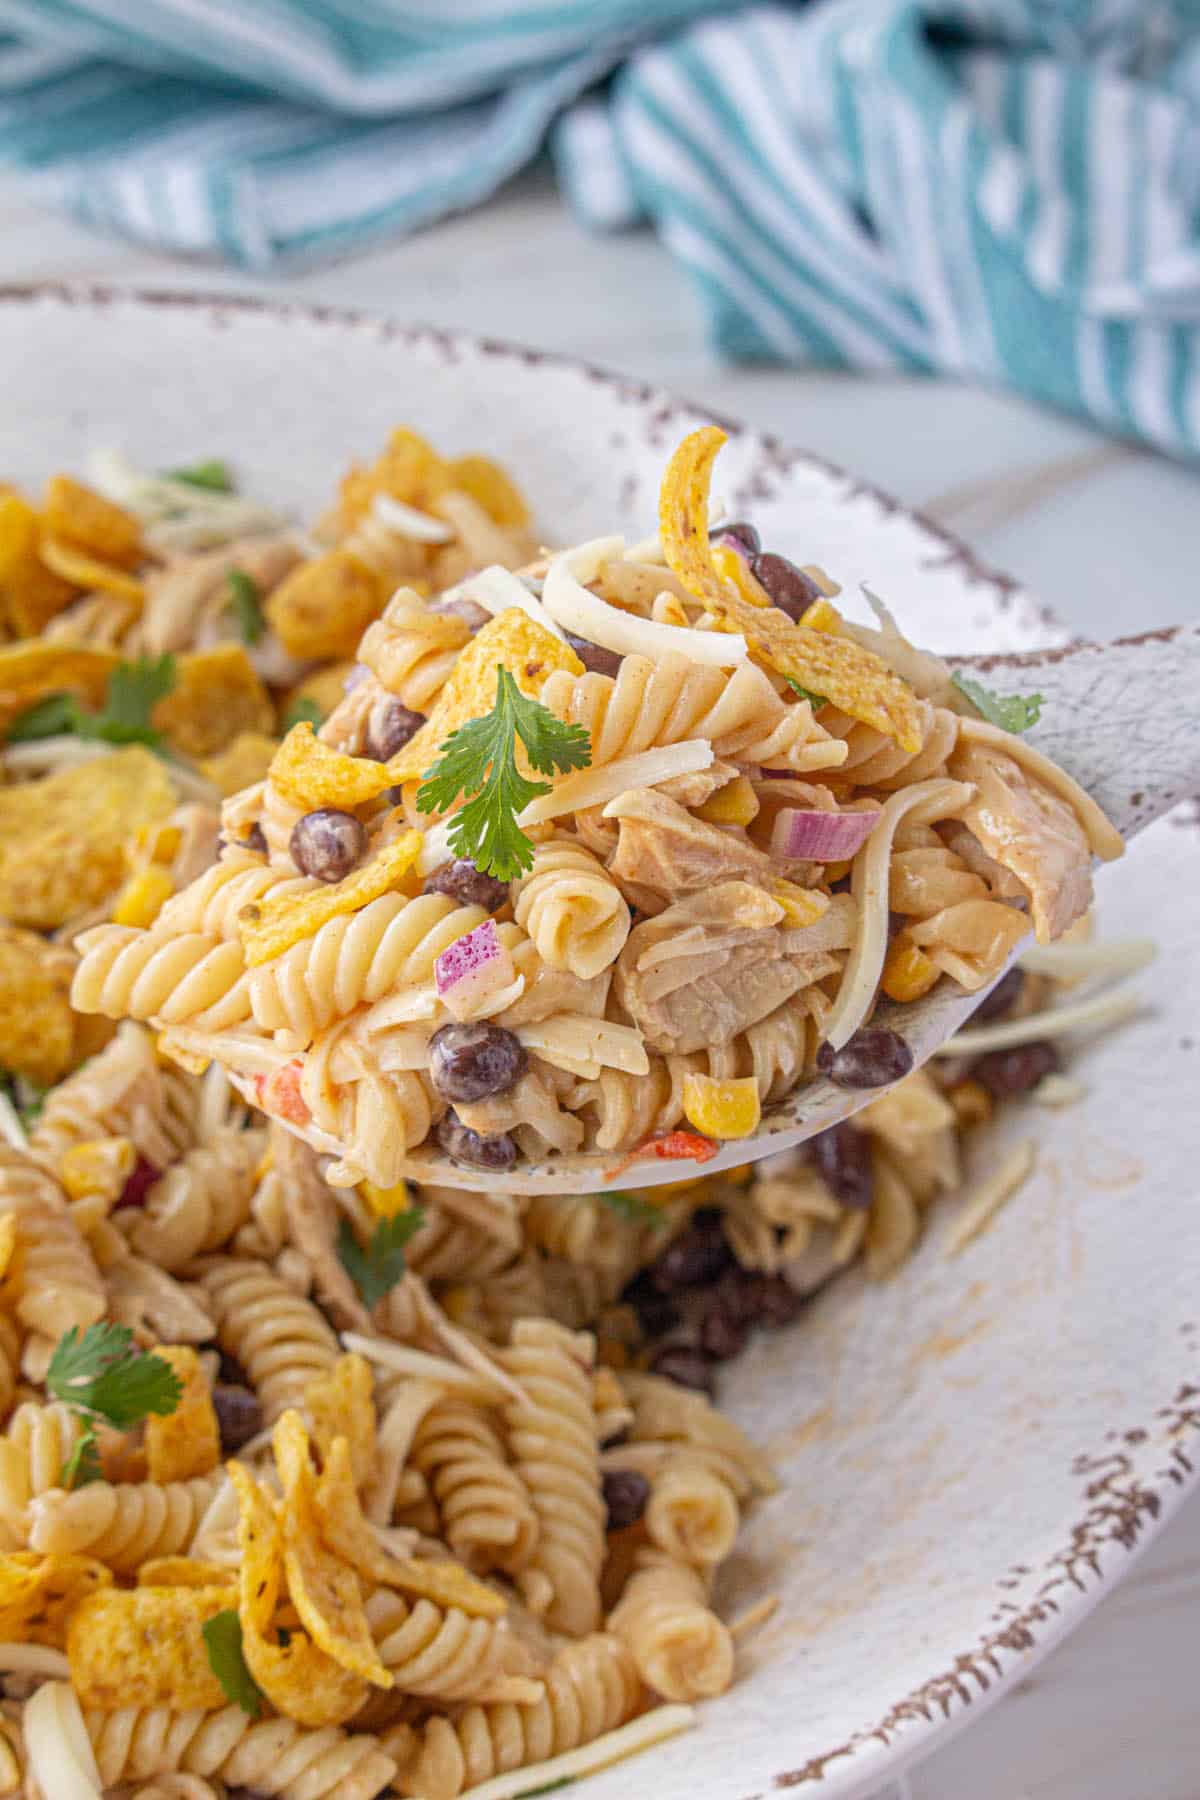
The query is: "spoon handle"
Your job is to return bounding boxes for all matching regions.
[961,622,1200,839]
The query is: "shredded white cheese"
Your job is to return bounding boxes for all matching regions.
[343,1332,516,1402]
[459,1704,696,1800]
[938,988,1144,1056]
[543,538,747,668]
[1018,938,1156,983]
[371,491,455,544]
[0,1644,69,1677]
[1033,1073,1088,1108]
[25,1681,103,1800]
[522,739,714,826]
[945,1140,1037,1254]
[728,1594,780,1640]
[519,1015,650,1080]
[443,564,567,641]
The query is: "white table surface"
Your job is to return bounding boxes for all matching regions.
[3,163,1198,1800]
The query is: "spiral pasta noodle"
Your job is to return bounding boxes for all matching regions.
[821,698,959,788]
[512,837,631,981]
[393,1632,641,1800]
[0,1150,106,1340]
[127,1126,266,1271]
[0,1403,85,1539]
[29,1023,198,1178]
[608,1546,734,1701]
[358,589,471,711]
[364,1590,511,1701]
[402,1206,518,1285]
[410,1397,538,1574]
[71,925,249,1029]
[154,847,314,941]
[259,778,306,872]
[503,1319,604,1634]
[86,1705,397,1799]
[645,1462,740,1567]
[28,1473,221,1572]
[538,651,846,772]
[197,1257,339,1421]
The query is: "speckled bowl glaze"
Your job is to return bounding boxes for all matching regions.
[2,288,1197,1799]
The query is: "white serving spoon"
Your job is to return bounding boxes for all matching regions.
[380,620,1198,1195]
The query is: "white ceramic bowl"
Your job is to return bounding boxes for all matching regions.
[2,288,1196,1798]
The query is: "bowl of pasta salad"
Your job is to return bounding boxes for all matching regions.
[0,286,1194,1800]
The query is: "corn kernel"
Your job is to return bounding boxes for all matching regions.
[710,543,771,608]
[360,1178,410,1220]
[881,935,941,1003]
[770,880,830,927]
[694,774,760,827]
[111,865,175,929]
[134,821,183,865]
[681,1073,762,1141]
[823,859,852,883]
[798,596,843,634]
[949,1078,993,1128]
[60,1136,135,1204]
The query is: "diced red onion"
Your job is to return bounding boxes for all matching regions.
[435,918,515,1019]
[770,807,878,862]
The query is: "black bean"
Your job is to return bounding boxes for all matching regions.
[564,631,623,678]
[425,858,509,913]
[365,696,426,762]
[649,1344,717,1397]
[432,596,491,633]
[244,822,267,857]
[651,1210,732,1293]
[621,1269,681,1339]
[217,1349,251,1389]
[706,1265,763,1327]
[290,809,367,883]
[602,1469,650,1531]
[712,520,761,556]
[212,1384,263,1455]
[750,552,823,622]
[809,1121,874,1209]
[972,966,1026,1023]
[429,1023,526,1104]
[816,1027,914,1089]
[115,1155,160,1211]
[756,1273,810,1328]
[436,1109,518,1172]
[970,1041,1061,1100]
[699,1303,747,1362]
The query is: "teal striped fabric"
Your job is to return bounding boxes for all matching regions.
[2,1,1199,456]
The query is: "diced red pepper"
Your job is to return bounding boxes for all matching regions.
[115,1155,160,1210]
[604,1128,719,1183]
[255,1059,310,1126]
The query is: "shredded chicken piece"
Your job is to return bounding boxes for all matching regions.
[655,760,740,809]
[141,535,302,655]
[272,1123,370,1331]
[606,788,773,898]
[614,882,841,1054]
[950,742,1093,939]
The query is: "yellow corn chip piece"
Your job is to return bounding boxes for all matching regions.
[268,719,395,811]
[67,1584,235,1709]
[229,1457,369,1727]
[145,1346,221,1484]
[0,925,80,1086]
[0,1552,112,1648]
[340,425,451,527]
[447,454,531,529]
[0,747,176,931]
[238,830,421,968]
[44,474,143,568]
[137,1557,233,1589]
[659,427,922,752]
[199,730,279,799]
[267,550,385,662]
[0,494,77,635]
[153,644,274,759]
[305,1354,376,1493]
[39,537,145,603]
[386,607,584,784]
[0,640,116,738]
[315,1436,504,1620]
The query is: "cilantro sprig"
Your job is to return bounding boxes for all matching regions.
[599,1190,668,1227]
[416,667,591,880]
[785,675,827,708]
[47,1322,183,1489]
[227,568,264,646]
[952,672,1043,734]
[203,1610,263,1715]
[166,459,235,493]
[337,1208,427,1311]
[7,655,176,751]
[281,695,323,732]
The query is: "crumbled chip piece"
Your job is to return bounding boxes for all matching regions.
[0,747,176,930]
[199,731,280,799]
[153,645,274,759]
[0,1551,112,1648]
[60,1137,135,1205]
[44,475,142,568]
[304,1355,375,1493]
[111,865,175,928]
[387,608,584,784]
[0,640,117,739]
[239,831,422,967]
[267,551,385,661]
[67,1584,236,1709]
[0,925,80,1085]
[145,1346,221,1483]
[268,720,395,812]
[659,428,922,751]
[137,1557,233,1589]
[0,494,77,635]
[39,537,145,603]
[447,454,531,529]
[681,1072,763,1141]
[340,426,451,528]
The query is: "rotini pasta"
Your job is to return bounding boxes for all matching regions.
[127,1126,265,1271]
[364,1589,512,1701]
[512,837,631,980]
[608,1545,734,1701]
[409,1397,538,1574]
[197,1258,339,1421]
[71,925,249,1029]
[358,589,471,712]
[86,1704,397,1799]
[0,1151,106,1340]
[28,1472,220,1572]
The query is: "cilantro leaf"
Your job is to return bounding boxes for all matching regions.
[227,569,264,646]
[785,676,827,708]
[5,657,176,751]
[337,1209,427,1311]
[166,459,234,493]
[6,693,83,742]
[60,1430,102,1491]
[416,667,591,880]
[599,1190,667,1226]
[282,696,323,732]
[951,673,1043,734]
[203,1610,263,1716]
[47,1322,183,1432]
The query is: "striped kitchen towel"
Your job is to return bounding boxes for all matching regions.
[1,0,1198,458]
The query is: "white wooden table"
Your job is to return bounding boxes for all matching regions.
[3,164,1198,1800]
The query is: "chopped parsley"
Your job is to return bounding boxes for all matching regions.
[785,676,827,708]
[165,459,235,493]
[227,568,264,646]
[599,1190,667,1226]
[337,1208,427,1311]
[281,696,323,732]
[6,655,176,751]
[203,1610,263,1715]
[952,672,1043,734]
